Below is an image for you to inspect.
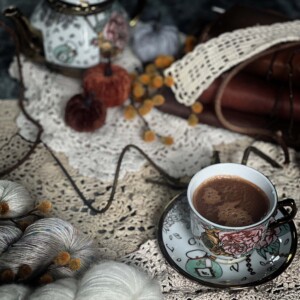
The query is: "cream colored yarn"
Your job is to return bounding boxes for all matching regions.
[0,180,35,218]
[0,180,99,283]
[0,261,163,300]
[76,261,162,300]
[0,180,162,298]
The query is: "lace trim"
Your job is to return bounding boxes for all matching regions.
[165,21,300,106]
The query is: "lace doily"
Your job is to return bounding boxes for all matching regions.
[122,238,300,300]
[165,20,300,106]
[9,56,243,181]
[1,100,299,299]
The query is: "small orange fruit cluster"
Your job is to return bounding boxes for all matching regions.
[188,102,204,126]
[124,55,176,145]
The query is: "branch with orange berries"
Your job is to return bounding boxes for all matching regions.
[0,200,52,231]
[124,53,205,142]
[124,55,176,145]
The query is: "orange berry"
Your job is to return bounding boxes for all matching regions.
[164,76,174,87]
[138,104,152,116]
[145,64,157,74]
[17,264,32,280]
[124,105,137,120]
[191,102,204,114]
[37,200,52,214]
[188,114,199,126]
[0,269,15,283]
[133,84,145,98]
[143,99,154,108]
[184,35,197,53]
[161,136,174,146]
[154,55,174,68]
[152,95,165,106]
[54,251,71,266]
[0,202,9,215]
[39,273,53,285]
[138,74,151,85]
[151,76,164,88]
[68,258,81,271]
[143,130,156,142]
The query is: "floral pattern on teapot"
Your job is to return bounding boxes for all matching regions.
[30,0,129,68]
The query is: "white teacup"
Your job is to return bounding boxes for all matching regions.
[187,163,297,263]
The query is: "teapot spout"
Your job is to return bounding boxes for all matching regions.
[3,6,45,63]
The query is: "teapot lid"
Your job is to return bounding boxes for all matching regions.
[47,0,115,15]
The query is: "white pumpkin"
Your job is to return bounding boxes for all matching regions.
[132,21,180,63]
[0,180,35,218]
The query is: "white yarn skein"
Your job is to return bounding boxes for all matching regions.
[0,262,163,299]
[29,278,77,300]
[0,225,23,254]
[0,283,31,300]
[0,218,99,280]
[77,261,163,300]
[0,180,35,218]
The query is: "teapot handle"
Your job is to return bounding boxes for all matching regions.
[129,0,147,27]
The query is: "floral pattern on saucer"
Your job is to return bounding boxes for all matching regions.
[157,193,297,288]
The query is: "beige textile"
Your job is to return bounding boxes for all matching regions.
[0,100,300,299]
[165,20,300,106]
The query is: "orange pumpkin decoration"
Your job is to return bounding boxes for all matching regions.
[83,63,131,108]
[64,93,106,132]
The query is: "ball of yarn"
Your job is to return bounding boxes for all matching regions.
[83,63,131,108]
[0,283,31,300]
[132,22,180,63]
[0,262,163,299]
[64,93,107,132]
[77,261,162,300]
[0,225,23,253]
[0,217,99,283]
[0,180,35,218]
[0,180,162,299]
[29,278,76,300]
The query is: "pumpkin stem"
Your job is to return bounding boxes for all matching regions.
[152,12,161,32]
[104,55,113,77]
[152,22,161,32]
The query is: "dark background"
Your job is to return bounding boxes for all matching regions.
[1,0,300,99]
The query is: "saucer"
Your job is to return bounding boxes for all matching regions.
[157,192,297,289]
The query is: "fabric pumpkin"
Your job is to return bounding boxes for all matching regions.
[132,22,180,63]
[83,63,131,108]
[64,93,106,132]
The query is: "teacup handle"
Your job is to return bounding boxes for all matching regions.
[269,198,297,228]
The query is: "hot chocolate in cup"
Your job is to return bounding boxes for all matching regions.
[187,163,297,264]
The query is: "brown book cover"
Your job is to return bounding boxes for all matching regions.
[158,87,300,150]
[156,5,300,149]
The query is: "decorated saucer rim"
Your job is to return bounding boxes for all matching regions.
[157,192,298,290]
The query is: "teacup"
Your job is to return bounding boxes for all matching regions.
[187,163,297,263]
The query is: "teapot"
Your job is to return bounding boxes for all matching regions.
[4,0,145,74]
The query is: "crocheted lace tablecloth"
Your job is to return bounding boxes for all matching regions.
[1,100,299,299]
[9,56,243,182]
